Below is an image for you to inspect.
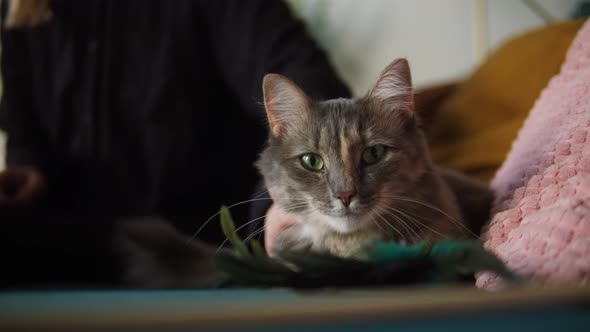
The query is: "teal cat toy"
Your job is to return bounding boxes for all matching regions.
[213,207,520,288]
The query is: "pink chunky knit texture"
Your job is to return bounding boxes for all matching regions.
[476,19,590,290]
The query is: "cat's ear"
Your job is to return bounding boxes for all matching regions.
[263,74,310,138]
[368,58,414,118]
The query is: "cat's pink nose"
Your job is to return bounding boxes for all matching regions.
[334,190,356,207]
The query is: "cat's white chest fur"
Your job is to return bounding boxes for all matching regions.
[296,213,380,259]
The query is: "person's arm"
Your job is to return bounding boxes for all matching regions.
[0,4,53,205]
[197,0,351,115]
[0,16,50,169]
[197,0,351,242]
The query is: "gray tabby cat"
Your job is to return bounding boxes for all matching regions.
[117,58,493,287]
[256,58,492,259]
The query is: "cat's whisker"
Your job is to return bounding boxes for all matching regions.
[394,206,465,240]
[280,202,310,210]
[241,226,267,247]
[384,207,448,240]
[215,225,267,254]
[379,208,421,243]
[373,210,404,241]
[382,208,420,243]
[370,215,386,233]
[216,214,268,251]
[216,201,312,250]
[257,228,265,241]
[251,189,269,199]
[188,197,275,244]
[395,204,446,239]
[217,204,316,251]
[381,195,480,239]
[268,204,323,251]
[277,224,298,251]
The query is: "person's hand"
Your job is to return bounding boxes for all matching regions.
[0,166,46,206]
[264,203,301,257]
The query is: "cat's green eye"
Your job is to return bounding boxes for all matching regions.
[301,153,324,171]
[362,145,386,165]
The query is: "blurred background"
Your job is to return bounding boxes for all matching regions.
[285,0,585,95]
[0,0,587,169]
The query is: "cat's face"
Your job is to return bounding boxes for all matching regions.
[256,59,430,234]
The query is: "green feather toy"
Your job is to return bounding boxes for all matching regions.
[213,206,520,288]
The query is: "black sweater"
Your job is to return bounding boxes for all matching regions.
[0,0,350,287]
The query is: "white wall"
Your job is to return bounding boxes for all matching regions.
[488,0,581,50]
[287,0,581,96]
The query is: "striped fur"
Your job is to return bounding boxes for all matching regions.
[256,59,488,259]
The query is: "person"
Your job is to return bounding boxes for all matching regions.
[0,0,350,288]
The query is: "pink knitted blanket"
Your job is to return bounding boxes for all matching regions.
[477,18,590,289]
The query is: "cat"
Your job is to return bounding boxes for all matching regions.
[116,58,493,287]
[255,58,493,259]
